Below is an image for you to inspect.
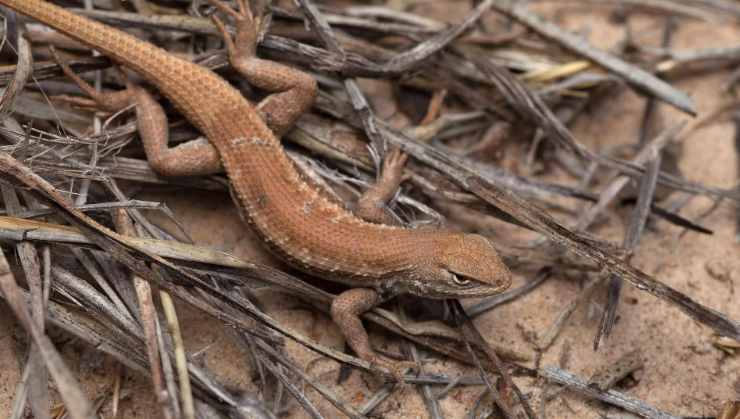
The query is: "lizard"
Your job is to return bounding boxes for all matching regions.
[2,0,512,383]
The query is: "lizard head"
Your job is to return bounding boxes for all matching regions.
[412,231,512,298]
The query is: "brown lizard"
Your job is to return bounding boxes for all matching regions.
[3,0,512,383]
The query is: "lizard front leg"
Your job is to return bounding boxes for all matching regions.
[205,0,317,135]
[357,146,410,225]
[330,288,418,386]
[50,49,223,177]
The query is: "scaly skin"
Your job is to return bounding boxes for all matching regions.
[4,0,512,383]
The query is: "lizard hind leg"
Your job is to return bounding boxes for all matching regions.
[330,288,419,387]
[49,47,224,177]
[205,0,318,136]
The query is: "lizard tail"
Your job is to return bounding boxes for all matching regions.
[0,0,242,130]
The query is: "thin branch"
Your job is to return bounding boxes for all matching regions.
[546,364,679,419]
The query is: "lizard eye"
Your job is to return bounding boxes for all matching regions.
[452,274,471,285]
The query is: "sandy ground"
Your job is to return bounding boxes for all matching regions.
[2,1,740,418]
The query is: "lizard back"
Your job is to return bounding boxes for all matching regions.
[6,0,440,285]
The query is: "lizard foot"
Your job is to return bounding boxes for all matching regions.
[204,0,261,61]
[380,146,411,186]
[368,355,419,388]
[48,46,137,114]
[356,146,410,225]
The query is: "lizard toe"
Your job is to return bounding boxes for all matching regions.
[369,356,418,389]
[381,146,408,182]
